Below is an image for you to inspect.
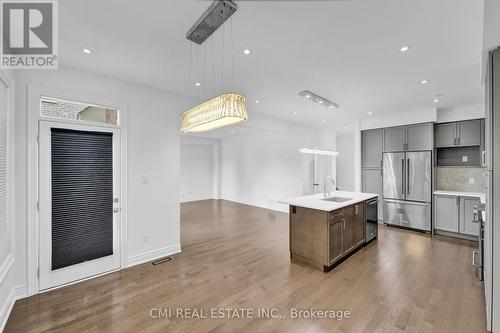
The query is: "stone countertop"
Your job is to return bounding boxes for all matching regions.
[433,190,485,203]
[279,191,379,212]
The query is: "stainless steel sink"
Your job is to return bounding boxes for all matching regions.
[321,196,353,203]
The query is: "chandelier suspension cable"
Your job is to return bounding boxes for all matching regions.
[203,42,207,100]
[230,16,235,89]
[188,42,193,108]
[211,32,215,97]
[221,23,225,92]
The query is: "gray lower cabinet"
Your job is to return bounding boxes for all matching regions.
[383,127,406,152]
[434,195,459,232]
[434,194,480,237]
[362,129,383,168]
[362,169,382,194]
[460,197,480,236]
[406,123,433,151]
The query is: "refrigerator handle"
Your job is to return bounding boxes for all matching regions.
[407,158,410,194]
[401,158,405,195]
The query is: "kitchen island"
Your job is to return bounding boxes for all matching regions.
[280,191,378,272]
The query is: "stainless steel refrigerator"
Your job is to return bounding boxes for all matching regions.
[382,151,432,231]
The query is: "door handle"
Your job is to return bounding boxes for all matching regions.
[407,159,410,194]
[472,250,479,267]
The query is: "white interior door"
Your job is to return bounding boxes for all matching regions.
[39,120,121,290]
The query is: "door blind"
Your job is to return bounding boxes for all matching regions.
[51,128,113,270]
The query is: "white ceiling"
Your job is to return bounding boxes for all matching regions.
[59,0,485,132]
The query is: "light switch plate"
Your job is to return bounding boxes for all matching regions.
[469,177,475,184]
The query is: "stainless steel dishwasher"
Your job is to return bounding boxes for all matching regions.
[365,197,378,244]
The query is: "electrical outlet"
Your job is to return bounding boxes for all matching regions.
[143,234,149,243]
[462,155,468,162]
[469,177,475,184]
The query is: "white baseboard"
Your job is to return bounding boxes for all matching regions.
[180,196,214,203]
[0,254,14,286]
[0,285,27,332]
[127,244,181,268]
[220,197,289,213]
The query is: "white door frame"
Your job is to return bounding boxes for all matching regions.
[27,85,128,296]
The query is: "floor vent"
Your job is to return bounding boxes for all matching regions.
[152,257,172,266]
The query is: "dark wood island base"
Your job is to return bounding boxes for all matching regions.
[289,201,369,272]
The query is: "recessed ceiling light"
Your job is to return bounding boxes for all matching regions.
[420,80,429,84]
[255,100,260,104]
[243,49,251,55]
[368,111,373,115]
[305,95,311,98]
[318,100,323,104]
[330,105,334,109]
[81,47,93,54]
[322,120,326,123]
[231,130,235,134]
[399,45,411,52]
[433,99,440,103]
[293,111,297,115]
[195,82,201,86]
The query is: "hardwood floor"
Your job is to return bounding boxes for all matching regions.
[6,200,487,332]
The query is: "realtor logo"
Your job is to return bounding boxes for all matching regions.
[1,0,58,69]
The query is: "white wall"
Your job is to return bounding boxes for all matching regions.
[13,67,184,295]
[436,103,485,123]
[180,143,214,202]
[220,113,336,212]
[336,134,355,191]
[360,107,437,130]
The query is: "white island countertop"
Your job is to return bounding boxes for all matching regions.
[279,191,379,212]
[433,190,485,203]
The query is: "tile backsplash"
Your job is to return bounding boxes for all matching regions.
[436,167,486,192]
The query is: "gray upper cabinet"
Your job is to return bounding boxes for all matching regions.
[406,123,433,151]
[435,119,483,148]
[383,123,433,152]
[362,129,383,168]
[458,120,481,147]
[383,127,406,152]
[435,123,457,147]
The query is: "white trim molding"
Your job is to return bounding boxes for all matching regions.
[27,85,129,296]
[0,285,27,332]
[127,244,181,268]
[0,254,14,285]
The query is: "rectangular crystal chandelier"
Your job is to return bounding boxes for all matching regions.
[181,93,248,133]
